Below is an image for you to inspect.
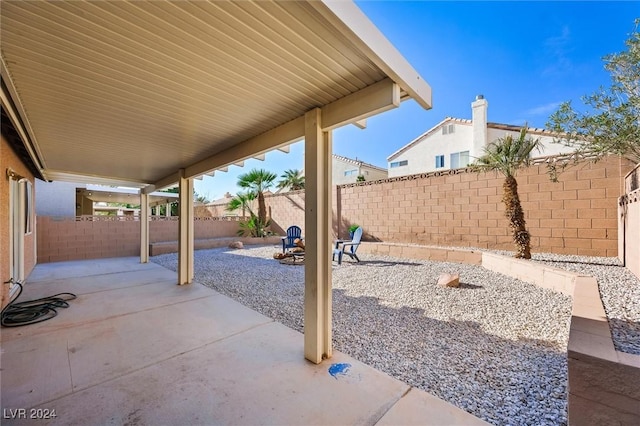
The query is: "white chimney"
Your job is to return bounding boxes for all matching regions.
[472,95,488,159]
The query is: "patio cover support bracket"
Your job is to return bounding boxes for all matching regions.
[304,108,333,364]
[140,192,149,263]
[178,169,194,285]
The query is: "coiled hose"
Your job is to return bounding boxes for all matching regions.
[1,281,77,327]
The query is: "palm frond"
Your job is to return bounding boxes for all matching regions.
[471,126,541,177]
[226,191,255,216]
[277,169,305,190]
[237,169,277,192]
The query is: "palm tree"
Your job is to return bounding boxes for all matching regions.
[237,168,277,225]
[472,127,541,259]
[225,192,256,218]
[277,169,305,191]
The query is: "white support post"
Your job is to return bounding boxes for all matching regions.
[165,203,171,217]
[178,169,194,285]
[140,192,149,263]
[304,108,333,364]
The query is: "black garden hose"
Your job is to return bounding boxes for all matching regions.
[1,281,77,327]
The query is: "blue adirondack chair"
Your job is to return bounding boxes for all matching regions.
[281,226,302,253]
[333,227,363,264]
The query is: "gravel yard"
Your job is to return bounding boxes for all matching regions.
[490,250,640,355]
[153,245,572,425]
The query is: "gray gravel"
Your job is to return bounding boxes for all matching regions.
[489,250,640,355]
[152,246,572,426]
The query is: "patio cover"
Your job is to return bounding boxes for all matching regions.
[77,185,178,209]
[1,0,432,363]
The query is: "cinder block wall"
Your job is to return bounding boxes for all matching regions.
[37,217,245,263]
[266,156,633,257]
[266,190,307,235]
[37,217,140,263]
[194,217,244,239]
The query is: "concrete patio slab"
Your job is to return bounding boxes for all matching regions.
[0,333,72,410]
[17,322,409,426]
[377,388,489,425]
[1,258,486,425]
[66,296,272,392]
[15,268,176,300]
[25,257,158,283]
[2,277,213,342]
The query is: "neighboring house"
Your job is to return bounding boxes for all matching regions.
[331,154,388,184]
[300,154,388,186]
[387,95,571,177]
[1,110,41,305]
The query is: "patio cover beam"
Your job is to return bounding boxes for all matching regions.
[140,193,149,264]
[178,170,194,285]
[148,78,399,188]
[304,108,333,364]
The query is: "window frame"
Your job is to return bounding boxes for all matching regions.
[389,160,408,168]
[22,180,33,235]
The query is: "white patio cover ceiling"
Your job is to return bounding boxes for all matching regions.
[1,0,431,188]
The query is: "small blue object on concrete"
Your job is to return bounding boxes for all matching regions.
[328,363,352,379]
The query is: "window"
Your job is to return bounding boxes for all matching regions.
[435,155,445,168]
[450,151,470,169]
[23,181,33,235]
[344,169,358,176]
[442,124,455,135]
[390,160,408,168]
[460,151,469,166]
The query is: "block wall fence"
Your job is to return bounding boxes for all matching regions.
[266,156,635,257]
[37,217,242,263]
[35,156,636,263]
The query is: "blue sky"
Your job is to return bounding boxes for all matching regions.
[195,1,638,202]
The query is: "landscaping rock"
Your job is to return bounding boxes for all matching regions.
[228,241,244,249]
[438,272,460,287]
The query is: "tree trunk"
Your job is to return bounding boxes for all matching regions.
[502,175,531,259]
[257,191,266,225]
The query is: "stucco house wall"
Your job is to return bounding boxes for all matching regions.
[388,120,474,177]
[35,180,77,217]
[388,96,574,177]
[1,135,37,309]
[301,153,387,186]
[361,163,389,182]
[330,154,388,185]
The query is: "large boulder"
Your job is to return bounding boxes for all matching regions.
[228,241,244,249]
